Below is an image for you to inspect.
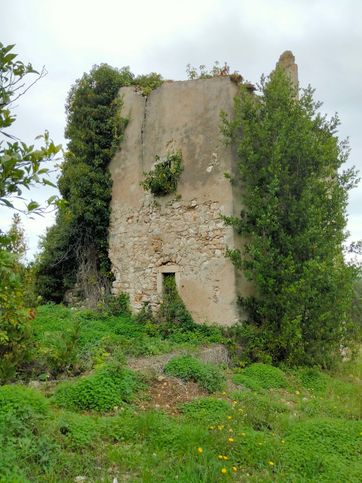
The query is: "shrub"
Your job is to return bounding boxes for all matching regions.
[155,273,196,330]
[280,418,362,481]
[103,292,132,316]
[233,363,287,390]
[180,397,230,424]
[141,151,183,196]
[0,385,49,424]
[53,364,142,412]
[0,250,32,383]
[231,390,288,431]
[164,355,224,393]
[294,367,329,393]
[56,412,100,450]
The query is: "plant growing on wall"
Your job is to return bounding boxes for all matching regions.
[222,67,360,368]
[141,151,183,196]
[35,66,164,304]
[186,61,241,83]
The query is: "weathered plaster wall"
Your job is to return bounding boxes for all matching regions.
[109,77,249,326]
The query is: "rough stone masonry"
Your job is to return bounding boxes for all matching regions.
[109,52,298,326]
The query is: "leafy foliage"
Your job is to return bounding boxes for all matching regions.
[134,72,162,96]
[164,355,224,392]
[233,363,288,391]
[180,397,230,424]
[186,61,241,83]
[0,386,57,482]
[157,272,195,328]
[0,42,60,212]
[53,363,142,412]
[0,385,49,422]
[222,67,360,367]
[0,44,60,382]
[0,306,361,481]
[35,64,133,303]
[141,150,183,196]
[0,249,32,382]
[35,66,164,304]
[28,304,222,379]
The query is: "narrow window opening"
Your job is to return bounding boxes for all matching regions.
[162,272,176,297]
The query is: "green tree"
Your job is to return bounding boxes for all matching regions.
[0,42,60,212]
[35,64,134,304]
[4,213,27,257]
[35,66,163,305]
[0,43,60,381]
[222,68,360,367]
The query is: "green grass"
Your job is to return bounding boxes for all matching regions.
[164,355,225,392]
[29,304,223,379]
[232,362,288,390]
[1,304,361,481]
[52,363,143,412]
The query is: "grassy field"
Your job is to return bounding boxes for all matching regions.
[0,305,361,482]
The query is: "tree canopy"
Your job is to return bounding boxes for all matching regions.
[222,68,360,367]
[0,42,60,213]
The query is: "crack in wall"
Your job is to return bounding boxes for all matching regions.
[140,94,148,170]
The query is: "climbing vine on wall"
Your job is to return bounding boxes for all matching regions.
[36,65,163,303]
[141,151,183,196]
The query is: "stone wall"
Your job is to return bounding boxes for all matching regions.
[109,76,251,326]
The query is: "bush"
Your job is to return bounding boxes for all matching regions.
[180,397,230,424]
[103,292,132,316]
[0,385,49,423]
[294,367,329,393]
[53,364,142,412]
[164,355,224,393]
[231,390,288,431]
[280,418,362,481]
[0,386,59,481]
[233,363,287,390]
[141,151,183,196]
[56,412,100,450]
[0,250,32,383]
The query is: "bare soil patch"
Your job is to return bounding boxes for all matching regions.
[138,375,207,415]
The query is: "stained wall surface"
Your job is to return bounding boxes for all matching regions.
[109,77,249,326]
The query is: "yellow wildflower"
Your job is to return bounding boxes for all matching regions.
[228,437,235,443]
[223,455,229,460]
[295,390,300,395]
[232,466,238,473]
[221,468,227,474]
[197,447,203,454]
[227,416,233,420]
[268,461,275,466]
[218,455,224,460]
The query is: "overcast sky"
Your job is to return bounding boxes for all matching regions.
[1,0,361,260]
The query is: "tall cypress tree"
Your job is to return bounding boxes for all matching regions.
[223,68,359,367]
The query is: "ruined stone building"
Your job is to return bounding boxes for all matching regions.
[109,51,298,326]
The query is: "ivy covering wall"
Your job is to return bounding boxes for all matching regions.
[35,65,162,303]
